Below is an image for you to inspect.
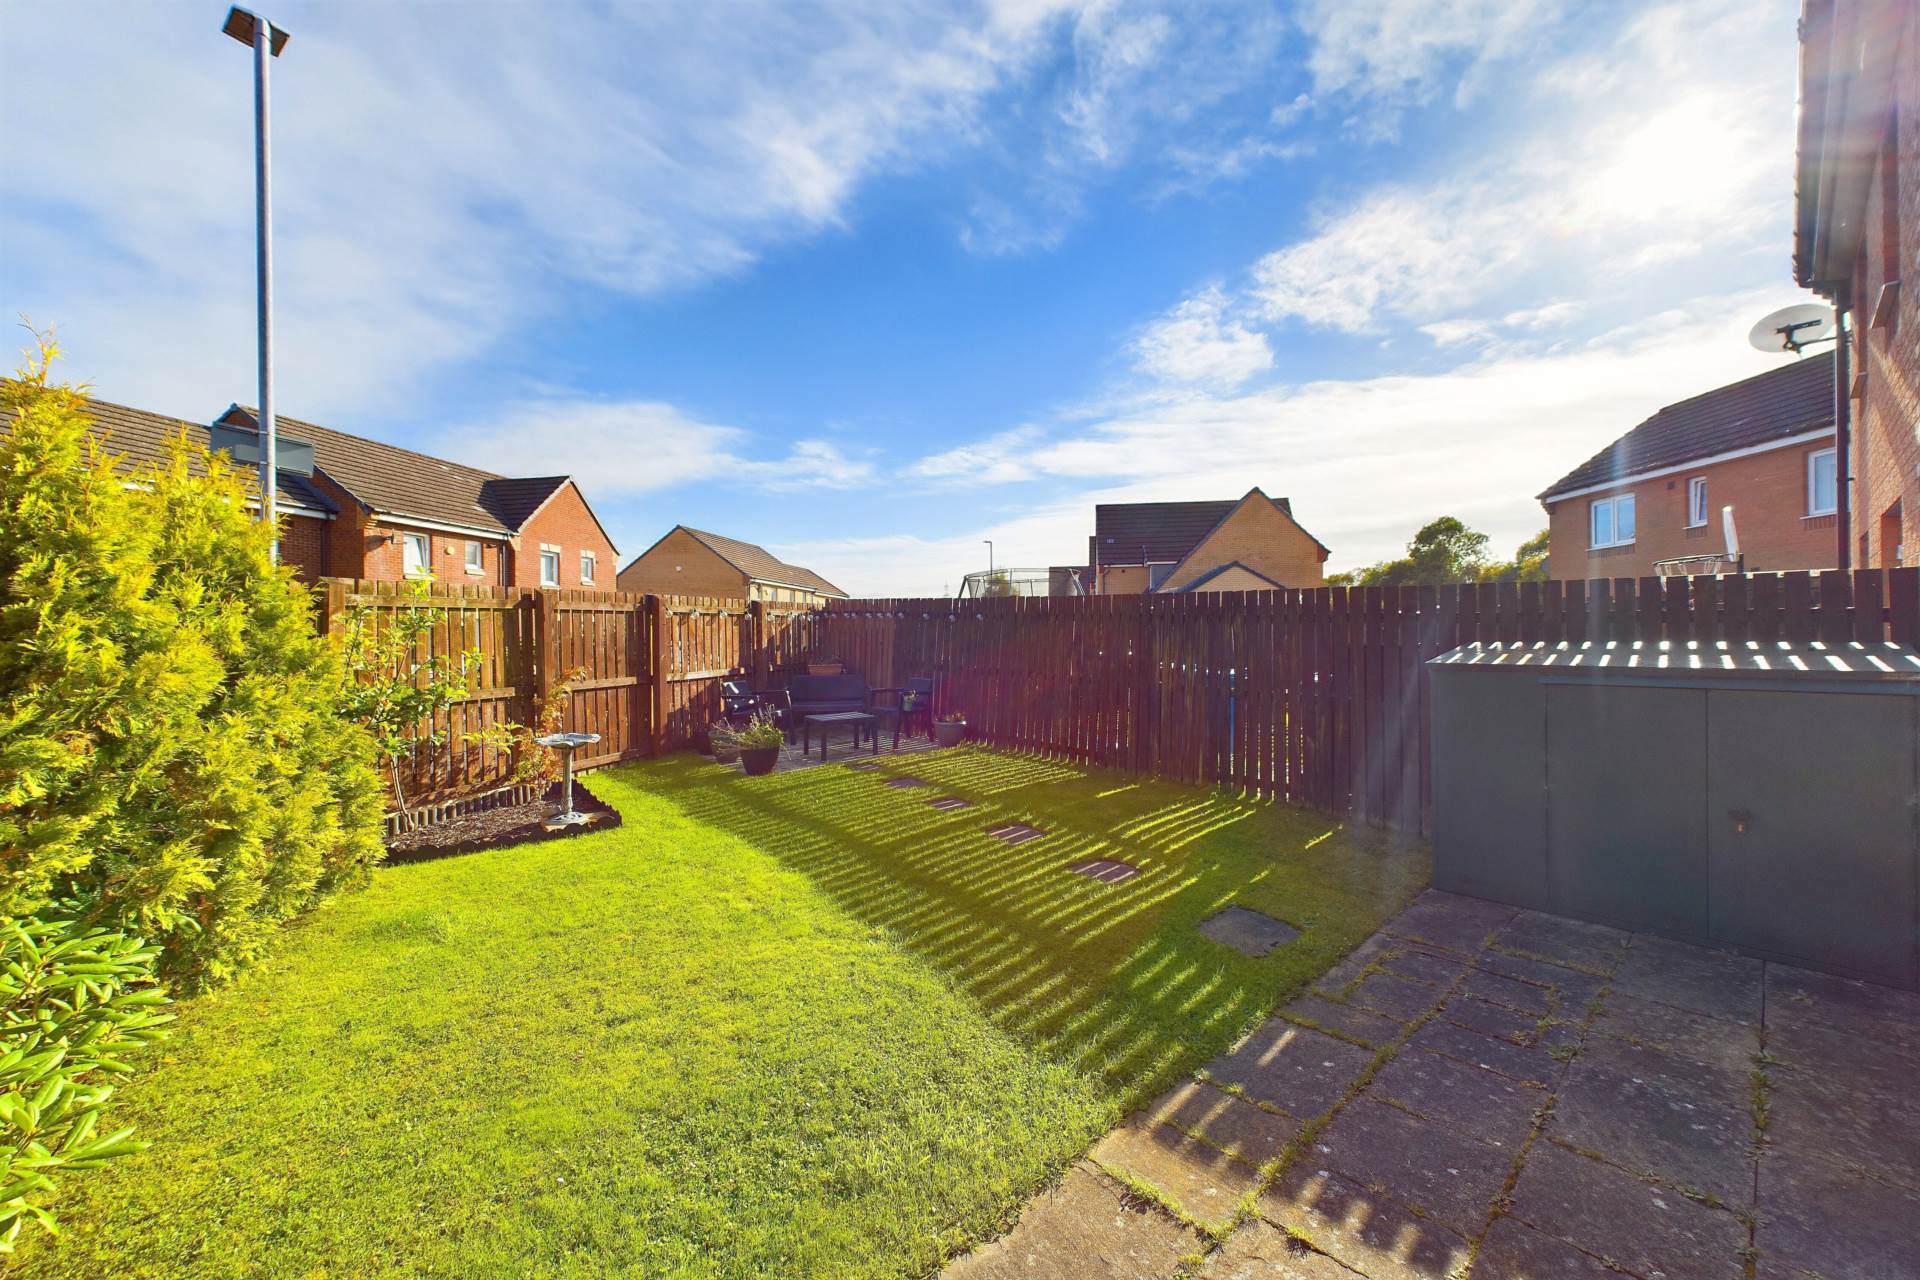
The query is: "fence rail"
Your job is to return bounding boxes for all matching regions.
[320,568,1919,834]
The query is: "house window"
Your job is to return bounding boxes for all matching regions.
[579,551,596,585]
[1589,494,1636,548]
[402,532,431,578]
[1807,447,1837,515]
[464,540,484,575]
[1687,477,1708,528]
[539,548,561,587]
[1147,562,1177,589]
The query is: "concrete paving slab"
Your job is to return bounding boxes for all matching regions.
[1610,935,1762,1024]
[1365,1048,1546,1151]
[1090,1120,1262,1232]
[1312,934,1395,998]
[1573,1030,1751,1106]
[1380,890,1515,956]
[1473,1216,1632,1279]
[1279,994,1407,1049]
[941,1164,1198,1280]
[1551,1059,1756,1206]
[1590,991,1759,1077]
[1506,1142,1746,1280]
[1435,993,1539,1044]
[1492,912,1629,976]
[1764,963,1920,1052]
[1407,1020,1562,1087]
[1754,1147,1920,1280]
[1476,950,1609,1011]
[1460,968,1556,1016]
[1260,1164,1471,1280]
[1305,1098,1512,1236]
[1191,1220,1362,1279]
[1379,945,1470,989]
[1347,970,1441,1021]
[1203,1020,1376,1119]
[1766,1060,1920,1190]
[1144,1080,1302,1170]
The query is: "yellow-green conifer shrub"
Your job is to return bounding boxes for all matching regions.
[0,340,383,988]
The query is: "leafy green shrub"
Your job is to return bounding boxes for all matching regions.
[0,914,172,1251]
[733,714,786,751]
[0,339,384,987]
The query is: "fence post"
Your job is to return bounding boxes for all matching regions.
[320,577,348,638]
[749,599,766,689]
[535,588,558,728]
[648,594,669,755]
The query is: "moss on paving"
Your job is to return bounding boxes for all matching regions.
[11,747,1424,1280]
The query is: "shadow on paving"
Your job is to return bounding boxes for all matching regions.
[621,749,1426,1104]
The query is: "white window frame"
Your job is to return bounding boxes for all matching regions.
[464,540,484,575]
[402,532,431,578]
[1589,494,1636,549]
[1686,476,1708,528]
[1806,447,1837,516]
[539,547,561,587]
[579,550,596,585]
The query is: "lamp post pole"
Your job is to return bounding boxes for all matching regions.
[984,540,993,575]
[225,8,287,560]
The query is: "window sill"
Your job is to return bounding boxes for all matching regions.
[1588,542,1636,551]
[463,567,484,576]
[1804,511,1837,521]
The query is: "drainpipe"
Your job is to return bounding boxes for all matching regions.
[1834,294,1852,571]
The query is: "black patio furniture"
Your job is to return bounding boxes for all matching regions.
[720,678,790,730]
[871,676,935,744]
[802,711,878,759]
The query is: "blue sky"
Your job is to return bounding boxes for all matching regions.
[3,0,1816,593]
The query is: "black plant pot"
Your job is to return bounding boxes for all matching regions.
[934,721,967,748]
[740,746,780,776]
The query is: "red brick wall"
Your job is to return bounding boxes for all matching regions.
[278,513,332,581]
[1849,6,1918,568]
[1545,438,1839,579]
[514,482,616,591]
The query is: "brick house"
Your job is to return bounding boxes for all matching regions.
[616,525,848,604]
[1539,356,1838,579]
[1086,488,1328,594]
[208,407,618,590]
[1794,0,1918,569]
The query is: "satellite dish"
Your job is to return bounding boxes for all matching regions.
[1747,303,1835,355]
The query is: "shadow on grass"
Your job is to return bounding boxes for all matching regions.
[613,747,1426,1105]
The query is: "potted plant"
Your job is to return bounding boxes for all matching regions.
[708,720,742,764]
[735,713,786,776]
[934,712,967,749]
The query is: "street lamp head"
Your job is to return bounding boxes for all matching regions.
[223,7,289,55]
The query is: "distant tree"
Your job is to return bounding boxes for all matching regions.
[1329,516,1491,587]
[978,571,1015,598]
[1480,529,1549,583]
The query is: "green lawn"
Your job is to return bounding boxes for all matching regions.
[11,747,1425,1280]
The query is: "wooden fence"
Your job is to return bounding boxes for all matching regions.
[322,568,1918,835]
[810,568,1920,835]
[318,580,818,803]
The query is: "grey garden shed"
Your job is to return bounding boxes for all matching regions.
[1429,638,1920,990]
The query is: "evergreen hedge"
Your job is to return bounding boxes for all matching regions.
[0,343,385,988]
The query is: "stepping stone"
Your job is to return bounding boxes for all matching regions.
[986,821,1045,844]
[885,776,929,789]
[926,796,973,811]
[1198,907,1299,957]
[1070,858,1139,884]
[939,1163,1198,1280]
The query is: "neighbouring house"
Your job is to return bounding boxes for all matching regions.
[1539,356,1839,580]
[1794,0,1917,569]
[616,525,848,604]
[1085,487,1329,594]
[1,391,620,590]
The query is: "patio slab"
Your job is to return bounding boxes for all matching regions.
[1089,1120,1261,1232]
[942,893,1920,1280]
[941,1164,1200,1280]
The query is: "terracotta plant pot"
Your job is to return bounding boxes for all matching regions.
[934,720,967,748]
[739,745,780,776]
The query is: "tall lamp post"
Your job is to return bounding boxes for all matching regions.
[983,540,993,575]
[223,7,289,560]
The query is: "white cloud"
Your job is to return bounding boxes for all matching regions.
[449,399,871,498]
[1130,287,1273,387]
[907,427,1045,486]
[1297,0,1562,108]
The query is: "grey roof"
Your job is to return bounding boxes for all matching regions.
[0,391,335,515]
[1539,354,1835,501]
[679,527,848,597]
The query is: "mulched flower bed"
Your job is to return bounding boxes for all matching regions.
[384,780,620,863]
